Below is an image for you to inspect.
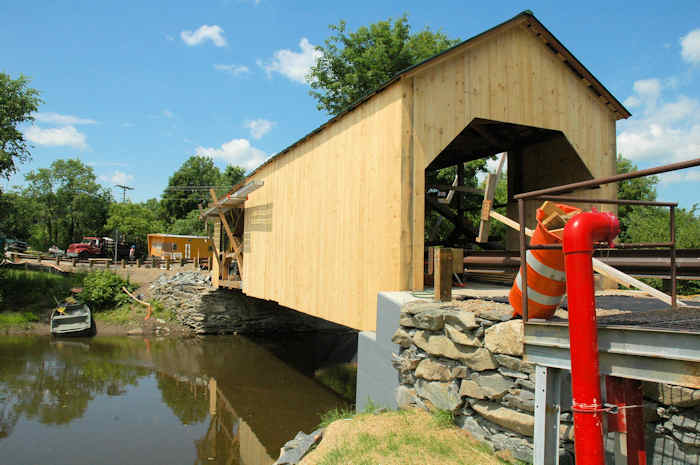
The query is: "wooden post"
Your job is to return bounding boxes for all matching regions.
[434,248,453,302]
[72,258,77,267]
[166,257,170,271]
[89,259,94,268]
[56,256,60,265]
[105,260,110,269]
[209,378,217,416]
[121,259,126,269]
[137,258,142,268]
[180,257,185,267]
[194,254,199,270]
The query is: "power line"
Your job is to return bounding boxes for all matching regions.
[115,184,134,202]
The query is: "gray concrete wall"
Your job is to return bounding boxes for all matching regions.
[356,292,418,411]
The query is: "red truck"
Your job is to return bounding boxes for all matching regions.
[66,237,131,259]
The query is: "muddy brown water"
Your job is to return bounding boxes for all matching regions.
[0,334,353,465]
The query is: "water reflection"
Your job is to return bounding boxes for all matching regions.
[0,335,349,465]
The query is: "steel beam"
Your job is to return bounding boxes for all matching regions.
[525,322,700,388]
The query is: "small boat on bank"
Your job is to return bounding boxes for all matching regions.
[50,300,93,336]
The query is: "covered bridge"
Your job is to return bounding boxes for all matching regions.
[202,11,630,331]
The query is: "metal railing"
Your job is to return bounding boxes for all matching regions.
[513,157,700,321]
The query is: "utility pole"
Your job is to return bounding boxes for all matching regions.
[115,184,134,202]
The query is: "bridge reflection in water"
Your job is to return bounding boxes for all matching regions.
[0,335,351,465]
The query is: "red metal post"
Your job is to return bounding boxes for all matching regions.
[563,211,620,465]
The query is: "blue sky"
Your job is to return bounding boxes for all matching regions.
[2,1,699,208]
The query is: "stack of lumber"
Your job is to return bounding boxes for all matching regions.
[539,201,577,239]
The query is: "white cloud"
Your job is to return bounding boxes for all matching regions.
[659,168,700,184]
[623,78,661,110]
[258,37,321,84]
[25,125,87,149]
[99,171,135,186]
[181,25,227,47]
[617,79,700,163]
[681,29,700,64]
[244,118,275,139]
[214,64,250,76]
[195,138,267,170]
[34,112,97,125]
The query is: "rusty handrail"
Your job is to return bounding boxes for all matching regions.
[517,157,699,319]
[514,158,700,200]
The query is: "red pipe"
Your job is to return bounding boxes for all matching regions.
[563,211,620,465]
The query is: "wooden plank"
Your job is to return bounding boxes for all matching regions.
[429,184,483,194]
[477,174,498,243]
[434,248,453,302]
[541,211,567,230]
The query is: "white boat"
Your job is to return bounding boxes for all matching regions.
[50,301,93,336]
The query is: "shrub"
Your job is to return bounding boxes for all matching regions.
[80,271,135,310]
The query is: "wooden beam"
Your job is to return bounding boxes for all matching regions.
[477,153,507,243]
[470,121,503,148]
[434,248,453,302]
[429,184,483,194]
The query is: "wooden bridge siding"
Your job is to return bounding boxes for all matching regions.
[242,84,405,331]
[407,22,619,289]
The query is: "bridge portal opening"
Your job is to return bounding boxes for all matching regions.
[423,118,594,283]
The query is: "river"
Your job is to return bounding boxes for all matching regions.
[0,334,354,465]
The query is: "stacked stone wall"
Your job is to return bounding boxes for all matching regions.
[150,272,346,334]
[391,299,700,464]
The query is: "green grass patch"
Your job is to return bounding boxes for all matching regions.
[150,299,177,322]
[431,409,456,428]
[319,406,356,428]
[94,304,136,325]
[0,311,40,327]
[311,409,516,465]
[0,269,85,313]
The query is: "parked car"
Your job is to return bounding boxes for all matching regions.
[48,245,65,257]
[5,238,28,253]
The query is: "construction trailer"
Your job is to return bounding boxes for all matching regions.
[204,11,630,331]
[147,234,211,261]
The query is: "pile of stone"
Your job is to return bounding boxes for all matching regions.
[150,272,347,335]
[392,298,700,464]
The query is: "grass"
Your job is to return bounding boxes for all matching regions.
[0,269,85,313]
[94,299,175,325]
[0,311,40,327]
[319,406,356,428]
[304,408,516,465]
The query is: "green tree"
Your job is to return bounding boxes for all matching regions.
[616,155,659,237]
[24,159,111,249]
[168,210,206,236]
[308,15,459,115]
[221,165,246,188]
[161,156,223,221]
[105,201,167,254]
[0,73,42,184]
[0,191,39,241]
